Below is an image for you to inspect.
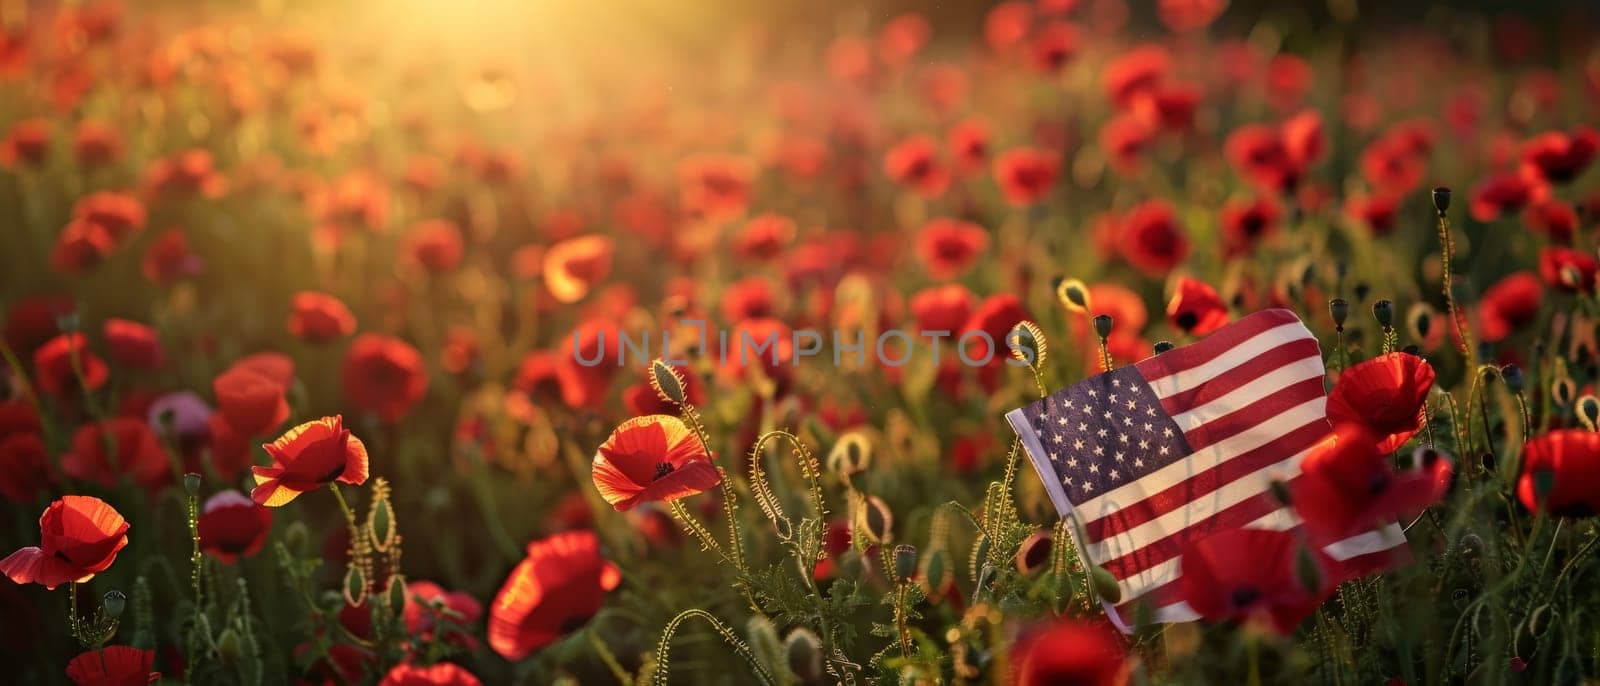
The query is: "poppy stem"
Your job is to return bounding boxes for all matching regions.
[1435,209,1474,364]
[1548,531,1600,598]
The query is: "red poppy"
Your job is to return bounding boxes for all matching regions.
[63,419,169,490]
[1158,0,1226,31]
[488,530,621,659]
[544,235,615,304]
[72,191,146,242]
[878,13,930,67]
[379,662,481,686]
[103,318,163,370]
[1219,196,1281,257]
[342,334,429,422]
[915,218,990,279]
[1179,527,1326,635]
[1292,424,1452,543]
[1469,172,1547,222]
[992,148,1059,206]
[4,295,75,355]
[1028,21,1080,72]
[1100,114,1154,175]
[1523,199,1579,243]
[213,363,290,438]
[1476,271,1543,343]
[1538,246,1598,293]
[678,154,754,222]
[141,228,203,286]
[405,580,484,645]
[732,214,795,261]
[1226,124,1299,194]
[1011,619,1128,686]
[1104,45,1169,109]
[884,135,950,198]
[251,415,370,507]
[1517,430,1600,517]
[910,283,975,334]
[1131,82,1201,133]
[0,495,129,589]
[198,490,272,563]
[1167,277,1229,335]
[719,277,777,324]
[720,317,797,384]
[406,220,465,274]
[0,418,48,500]
[1266,55,1313,110]
[33,333,107,396]
[1326,352,1435,453]
[50,219,115,275]
[1344,193,1399,236]
[947,118,990,175]
[73,120,123,167]
[983,2,1032,52]
[288,291,357,343]
[65,645,157,686]
[592,415,720,512]
[144,148,226,198]
[960,294,1031,366]
[1118,200,1190,275]
[1520,126,1598,184]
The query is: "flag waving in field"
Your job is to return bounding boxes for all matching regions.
[1006,308,1407,630]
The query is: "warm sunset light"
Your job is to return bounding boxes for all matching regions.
[2,0,1599,683]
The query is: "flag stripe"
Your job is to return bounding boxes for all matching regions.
[1101,493,1292,580]
[1154,338,1323,416]
[1135,309,1304,389]
[1175,375,1328,451]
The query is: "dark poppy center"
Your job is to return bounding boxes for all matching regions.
[1368,472,1390,495]
[1175,312,1199,332]
[654,462,676,480]
[1230,586,1260,609]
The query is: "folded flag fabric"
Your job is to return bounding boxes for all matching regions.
[1005,308,1406,630]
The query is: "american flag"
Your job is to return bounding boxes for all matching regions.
[1006,308,1406,630]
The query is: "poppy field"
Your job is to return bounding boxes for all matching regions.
[4,0,1600,683]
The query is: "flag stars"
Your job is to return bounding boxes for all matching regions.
[1118,433,1129,444]
[1096,428,1108,438]
[1056,415,1069,426]
[1126,399,1137,410]
[1122,416,1133,426]
[1159,445,1171,455]
[1163,427,1174,438]
[1134,458,1145,468]
[1072,439,1085,451]
[1087,389,1098,398]
[1109,469,1120,479]
[1088,463,1100,473]
[1138,439,1150,450]
[1143,422,1153,433]
[1078,422,1089,432]
[1051,433,1064,445]
[1093,446,1105,456]
[1114,451,1125,462]
[1112,378,1122,387]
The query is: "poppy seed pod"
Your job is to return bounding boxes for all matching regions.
[102,590,126,618]
[184,472,201,495]
[1372,299,1394,328]
[1432,186,1452,214]
[860,495,893,544]
[217,627,242,664]
[894,544,918,583]
[784,629,824,684]
[1577,395,1600,431]
[1153,340,1175,354]
[1093,314,1113,339]
[1055,277,1091,315]
[649,358,689,406]
[1501,364,1525,392]
[1329,298,1350,328]
[827,432,872,476]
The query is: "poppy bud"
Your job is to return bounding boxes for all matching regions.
[1372,299,1394,329]
[784,628,824,684]
[1269,479,1292,506]
[1353,283,1370,303]
[368,489,397,553]
[1015,530,1053,576]
[1432,186,1452,214]
[284,521,309,554]
[1501,364,1525,392]
[649,358,689,406]
[860,496,893,545]
[1329,298,1350,328]
[827,432,872,476]
[894,545,918,583]
[386,575,407,611]
[1090,564,1121,603]
[1578,395,1600,431]
[1295,546,1322,594]
[183,472,201,495]
[1007,320,1048,368]
[1092,314,1113,339]
[1407,303,1433,341]
[1153,340,1175,354]
[1458,532,1484,559]
[1055,278,1091,315]
[216,627,242,664]
[1553,377,1576,406]
[923,549,951,594]
[102,590,126,618]
[343,565,368,607]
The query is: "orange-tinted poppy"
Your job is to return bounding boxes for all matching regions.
[678,154,754,222]
[1326,352,1436,452]
[992,147,1059,207]
[1103,45,1169,109]
[1011,619,1129,686]
[72,120,123,167]
[50,218,115,275]
[406,220,465,274]
[915,218,990,280]
[592,415,720,512]
[0,495,129,589]
[544,235,615,304]
[1292,424,1452,544]
[1179,527,1328,635]
[342,334,429,422]
[732,213,796,261]
[213,363,289,438]
[1517,429,1600,517]
[1158,0,1226,32]
[103,318,163,370]
[251,415,370,507]
[198,490,272,563]
[288,291,356,343]
[910,283,975,334]
[488,530,620,660]
[72,191,146,242]
[33,333,108,396]
[960,294,1031,366]
[379,662,481,686]
[0,118,50,168]
[1167,277,1229,336]
[884,135,950,198]
[1118,200,1189,276]
[65,645,157,686]
[141,228,203,286]
[62,418,170,490]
